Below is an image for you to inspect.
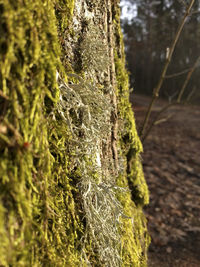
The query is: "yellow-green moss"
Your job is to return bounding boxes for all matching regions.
[54,0,75,34]
[117,175,150,267]
[0,0,83,266]
[0,0,150,266]
[113,2,150,266]
[113,2,149,206]
[115,53,149,205]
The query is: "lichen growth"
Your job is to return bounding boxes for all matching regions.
[79,24,109,75]
[56,73,123,267]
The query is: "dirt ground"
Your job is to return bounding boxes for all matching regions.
[133,95,200,267]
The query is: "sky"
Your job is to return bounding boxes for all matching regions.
[120,0,137,20]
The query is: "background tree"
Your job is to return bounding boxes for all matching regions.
[0,0,149,266]
[121,0,200,102]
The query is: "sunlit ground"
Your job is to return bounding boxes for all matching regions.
[133,94,200,267]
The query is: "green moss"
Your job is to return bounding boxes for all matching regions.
[113,3,149,206]
[117,175,150,267]
[54,0,75,34]
[0,0,150,266]
[54,0,75,73]
[112,2,150,266]
[0,0,83,266]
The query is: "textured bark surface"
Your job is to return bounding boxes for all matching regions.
[0,0,149,266]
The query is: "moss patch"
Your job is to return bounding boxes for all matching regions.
[113,4,149,206]
[0,0,83,266]
[113,2,150,266]
[117,175,150,267]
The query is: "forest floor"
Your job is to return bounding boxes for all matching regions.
[132,94,200,267]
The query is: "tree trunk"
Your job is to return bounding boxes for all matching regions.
[0,0,149,266]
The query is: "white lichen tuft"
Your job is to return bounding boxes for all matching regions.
[55,72,132,266]
[79,179,129,267]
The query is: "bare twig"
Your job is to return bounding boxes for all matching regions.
[177,55,200,102]
[165,68,191,79]
[186,86,196,102]
[139,0,195,140]
[142,55,199,142]
[141,103,175,142]
[154,114,174,125]
[190,10,200,16]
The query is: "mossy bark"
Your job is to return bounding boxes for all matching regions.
[0,0,149,266]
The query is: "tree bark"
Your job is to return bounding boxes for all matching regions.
[0,0,149,266]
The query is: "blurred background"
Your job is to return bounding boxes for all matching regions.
[120,1,200,266]
[120,0,200,104]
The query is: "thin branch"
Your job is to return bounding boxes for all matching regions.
[165,68,191,79]
[154,114,174,126]
[186,86,196,102]
[164,90,179,103]
[139,0,195,140]
[190,10,200,16]
[142,55,200,142]
[141,103,175,142]
[177,55,200,102]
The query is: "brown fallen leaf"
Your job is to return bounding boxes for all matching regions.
[171,228,187,241]
[171,209,182,217]
[166,246,172,253]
